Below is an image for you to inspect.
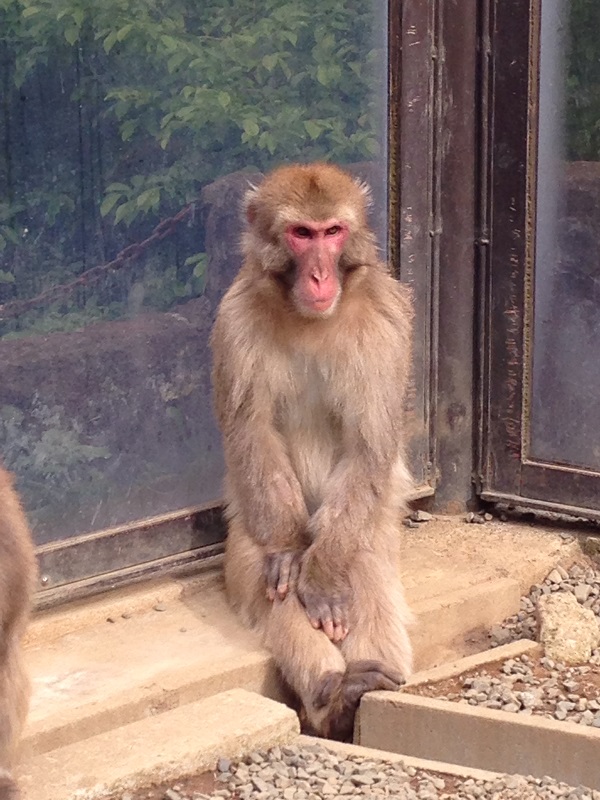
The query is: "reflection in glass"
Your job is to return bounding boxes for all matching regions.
[530,0,600,471]
[0,0,388,543]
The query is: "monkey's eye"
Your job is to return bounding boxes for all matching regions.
[293,226,312,238]
[325,225,342,236]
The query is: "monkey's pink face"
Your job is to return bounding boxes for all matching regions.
[284,220,349,317]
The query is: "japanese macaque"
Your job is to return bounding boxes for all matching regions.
[211,162,414,740]
[0,466,36,799]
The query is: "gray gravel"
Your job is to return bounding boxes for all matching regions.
[433,650,600,724]
[490,564,600,647]
[149,743,600,799]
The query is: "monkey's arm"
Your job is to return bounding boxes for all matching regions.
[298,288,413,641]
[212,315,309,599]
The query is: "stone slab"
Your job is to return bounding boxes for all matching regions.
[358,648,600,789]
[18,689,299,800]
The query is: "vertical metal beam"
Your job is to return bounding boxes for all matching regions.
[432,0,480,512]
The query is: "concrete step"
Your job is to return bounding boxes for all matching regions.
[22,517,581,759]
[18,689,299,800]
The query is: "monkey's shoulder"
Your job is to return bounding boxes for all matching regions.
[343,266,413,341]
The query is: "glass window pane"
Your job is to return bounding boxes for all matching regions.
[0,0,389,545]
[530,0,600,470]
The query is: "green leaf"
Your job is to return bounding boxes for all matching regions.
[304,120,322,139]
[64,25,79,45]
[106,182,130,193]
[121,119,136,141]
[242,118,259,137]
[22,6,41,18]
[0,270,16,284]
[100,193,121,217]
[136,187,160,211]
[114,202,131,225]
[316,65,329,86]
[262,54,278,72]
[103,30,118,53]
[117,23,133,42]
[217,91,231,109]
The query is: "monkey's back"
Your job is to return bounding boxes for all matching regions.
[0,467,36,637]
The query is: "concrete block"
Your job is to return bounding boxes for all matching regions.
[411,577,521,670]
[18,689,300,800]
[358,657,600,789]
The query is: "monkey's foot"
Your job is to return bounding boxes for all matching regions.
[312,659,404,742]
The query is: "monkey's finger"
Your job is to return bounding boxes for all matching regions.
[331,603,348,643]
[264,557,280,600]
[320,607,335,641]
[276,554,293,600]
[287,556,301,594]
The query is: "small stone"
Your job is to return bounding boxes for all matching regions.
[538,592,600,664]
[106,616,116,624]
[164,790,183,800]
[218,757,232,773]
[484,512,494,521]
[410,509,433,522]
[251,777,271,793]
[404,518,419,528]
[121,612,132,620]
[320,783,336,796]
[153,603,167,612]
[575,584,592,604]
[546,569,563,585]
[490,624,513,646]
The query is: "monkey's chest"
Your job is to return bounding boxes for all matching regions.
[274,363,343,510]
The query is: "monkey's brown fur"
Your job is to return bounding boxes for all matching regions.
[0,467,36,798]
[211,162,414,739]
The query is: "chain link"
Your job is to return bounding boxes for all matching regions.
[0,202,196,321]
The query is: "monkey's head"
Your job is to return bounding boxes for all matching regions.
[242,162,376,318]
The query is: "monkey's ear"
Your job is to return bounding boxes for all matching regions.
[353,178,373,207]
[243,183,260,224]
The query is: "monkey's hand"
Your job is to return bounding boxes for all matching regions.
[297,550,350,644]
[264,550,303,601]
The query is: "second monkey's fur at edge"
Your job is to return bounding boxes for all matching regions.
[211,161,414,741]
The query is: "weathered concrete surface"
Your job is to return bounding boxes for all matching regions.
[21,517,582,763]
[298,735,504,784]
[18,689,299,800]
[358,651,600,789]
[405,639,540,688]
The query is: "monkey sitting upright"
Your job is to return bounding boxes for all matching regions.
[211,162,414,740]
[0,466,36,798]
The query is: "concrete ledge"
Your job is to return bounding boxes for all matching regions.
[406,639,541,687]
[24,651,280,756]
[410,577,521,670]
[357,643,600,789]
[18,689,300,800]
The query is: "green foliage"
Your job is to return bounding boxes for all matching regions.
[0,0,386,335]
[565,0,600,161]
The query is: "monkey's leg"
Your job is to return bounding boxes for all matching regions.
[342,548,413,673]
[296,549,412,742]
[0,641,30,800]
[224,519,350,736]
